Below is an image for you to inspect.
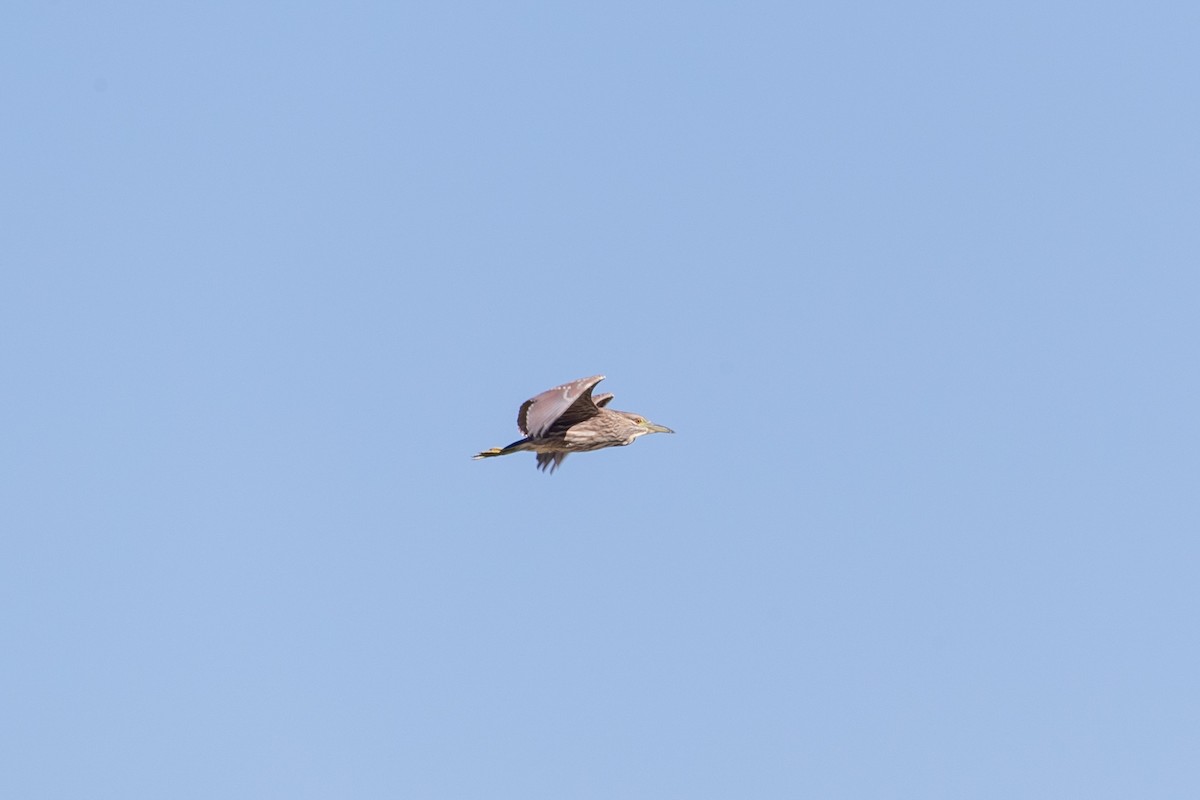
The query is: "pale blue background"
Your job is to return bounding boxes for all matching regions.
[3,3,1198,798]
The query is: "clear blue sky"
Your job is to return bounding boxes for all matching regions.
[3,2,1198,798]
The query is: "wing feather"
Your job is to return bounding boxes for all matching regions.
[536,452,567,473]
[517,375,605,438]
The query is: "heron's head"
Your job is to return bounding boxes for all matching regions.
[615,411,675,443]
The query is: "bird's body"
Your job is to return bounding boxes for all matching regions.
[473,375,673,472]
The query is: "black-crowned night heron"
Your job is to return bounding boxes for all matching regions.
[473,375,674,473]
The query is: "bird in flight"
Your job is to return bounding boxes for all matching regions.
[473,375,674,473]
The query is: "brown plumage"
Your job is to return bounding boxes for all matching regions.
[473,375,674,473]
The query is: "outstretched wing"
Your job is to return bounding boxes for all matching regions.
[518,375,605,438]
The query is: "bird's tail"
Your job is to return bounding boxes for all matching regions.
[472,438,530,460]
